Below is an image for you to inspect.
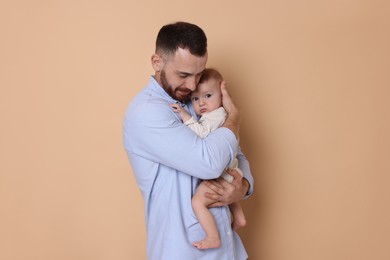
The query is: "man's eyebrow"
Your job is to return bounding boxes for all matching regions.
[178,69,205,76]
[178,72,191,76]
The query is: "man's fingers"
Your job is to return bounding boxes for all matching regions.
[204,192,224,208]
[203,180,224,195]
[207,201,223,208]
[226,168,243,186]
[220,80,227,90]
[226,168,239,176]
[204,191,220,200]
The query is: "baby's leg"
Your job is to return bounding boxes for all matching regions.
[192,182,221,250]
[229,202,246,231]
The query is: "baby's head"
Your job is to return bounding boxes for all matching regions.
[190,68,224,116]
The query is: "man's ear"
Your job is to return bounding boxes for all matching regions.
[151,53,164,72]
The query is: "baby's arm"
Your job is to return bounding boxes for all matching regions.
[171,103,192,122]
[185,108,226,138]
[170,103,214,138]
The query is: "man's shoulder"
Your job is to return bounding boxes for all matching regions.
[128,85,168,108]
[125,92,176,125]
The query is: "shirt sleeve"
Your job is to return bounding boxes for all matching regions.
[123,101,238,180]
[236,146,254,198]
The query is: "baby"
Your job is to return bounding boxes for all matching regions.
[171,68,247,250]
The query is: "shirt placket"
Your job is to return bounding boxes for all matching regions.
[221,206,235,260]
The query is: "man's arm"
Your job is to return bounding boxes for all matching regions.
[123,100,236,180]
[202,82,254,206]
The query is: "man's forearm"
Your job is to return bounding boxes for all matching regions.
[222,112,240,139]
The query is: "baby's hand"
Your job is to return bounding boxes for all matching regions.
[170,103,191,122]
[170,103,183,113]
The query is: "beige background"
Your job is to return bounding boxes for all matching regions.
[1,0,389,259]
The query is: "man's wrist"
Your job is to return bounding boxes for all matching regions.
[223,114,240,139]
[242,178,250,197]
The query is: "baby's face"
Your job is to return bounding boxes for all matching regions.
[190,79,222,116]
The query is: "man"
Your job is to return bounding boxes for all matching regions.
[123,21,254,260]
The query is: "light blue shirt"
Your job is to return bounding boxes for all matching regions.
[123,76,254,260]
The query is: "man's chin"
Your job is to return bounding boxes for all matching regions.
[176,93,190,102]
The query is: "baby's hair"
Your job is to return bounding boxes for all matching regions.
[199,68,223,84]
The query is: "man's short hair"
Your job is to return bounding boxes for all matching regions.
[156,21,207,58]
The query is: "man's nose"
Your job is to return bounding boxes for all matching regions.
[186,77,197,91]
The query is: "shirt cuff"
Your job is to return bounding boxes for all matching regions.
[184,117,197,126]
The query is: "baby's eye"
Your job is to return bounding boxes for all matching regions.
[205,94,212,98]
[191,96,199,102]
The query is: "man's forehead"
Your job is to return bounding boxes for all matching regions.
[170,49,207,72]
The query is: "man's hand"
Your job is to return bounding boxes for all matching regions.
[220,81,238,115]
[221,81,240,139]
[203,168,249,207]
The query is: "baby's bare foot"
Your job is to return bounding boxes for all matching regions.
[192,237,221,250]
[232,217,247,231]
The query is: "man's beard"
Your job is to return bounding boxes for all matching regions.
[160,70,190,102]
